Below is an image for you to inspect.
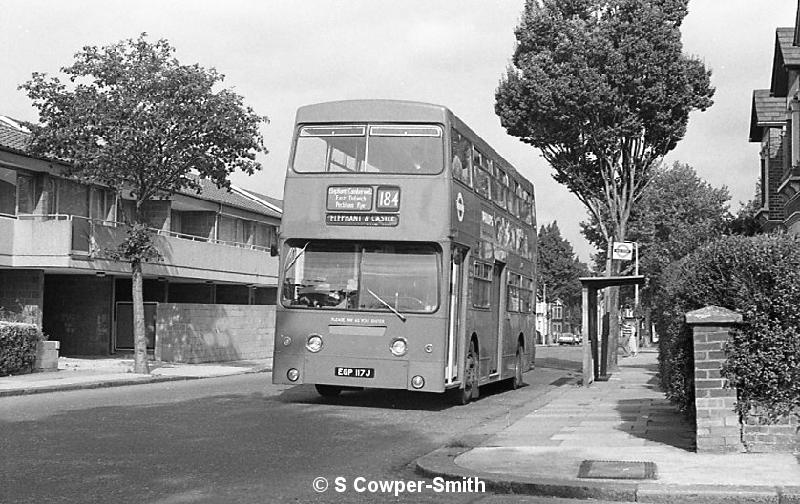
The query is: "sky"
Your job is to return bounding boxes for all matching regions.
[2,0,797,262]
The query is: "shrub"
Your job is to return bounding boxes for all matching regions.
[0,322,45,376]
[654,233,800,419]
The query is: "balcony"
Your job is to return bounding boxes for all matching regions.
[2,214,277,285]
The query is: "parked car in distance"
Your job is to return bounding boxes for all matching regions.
[557,333,580,345]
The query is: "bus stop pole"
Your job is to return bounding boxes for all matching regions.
[582,284,598,386]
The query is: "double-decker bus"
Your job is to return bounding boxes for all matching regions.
[273,100,537,404]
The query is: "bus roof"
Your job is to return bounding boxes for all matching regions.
[294,99,533,195]
[295,99,449,125]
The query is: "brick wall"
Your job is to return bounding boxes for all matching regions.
[686,305,800,454]
[0,269,44,325]
[155,304,275,363]
[686,306,744,453]
[767,155,785,221]
[43,275,113,355]
[743,409,800,453]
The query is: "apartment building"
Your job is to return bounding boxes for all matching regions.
[749,6,800,232]
[0,115,281,360]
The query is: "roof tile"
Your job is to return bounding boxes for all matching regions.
[753,90,786,125]
[0,118,31,152]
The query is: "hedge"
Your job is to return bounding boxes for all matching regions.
[654,233,800,420]
[0,322,45,376]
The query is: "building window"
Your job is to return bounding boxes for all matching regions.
[89,186,116,222]
[0,167,17,215]
[254,223,276,249]
[16,174,38,214]
[56,179,89,217]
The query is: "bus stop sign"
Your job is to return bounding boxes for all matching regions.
[612,241,634,261]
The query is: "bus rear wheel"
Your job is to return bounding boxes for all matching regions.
[315,384,342,397]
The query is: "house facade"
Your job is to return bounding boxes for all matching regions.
[535,298,572,344]
[749,8,800,232]
[0,115,281,360]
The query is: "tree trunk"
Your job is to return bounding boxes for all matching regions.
[604,238,621,373]
[131,259,150,374]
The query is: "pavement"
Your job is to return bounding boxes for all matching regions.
[0,355,271,397]
[416,349,800,503]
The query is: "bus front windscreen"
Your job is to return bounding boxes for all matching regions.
[282,241,439,313]
[292,124,443,174]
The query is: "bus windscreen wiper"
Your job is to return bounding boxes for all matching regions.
[284,241,310,273]
[366,288,407,322]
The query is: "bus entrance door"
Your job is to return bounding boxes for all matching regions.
[446,248,466,384]
[488,262,504,375]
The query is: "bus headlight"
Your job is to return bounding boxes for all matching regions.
[287,368,300,381]
[411,375,425,389]
[390,337,408,357]
[424,344,433,353]
[282,335,292,347]
[306,334,324,353]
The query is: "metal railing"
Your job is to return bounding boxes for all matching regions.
[13,214,272,254]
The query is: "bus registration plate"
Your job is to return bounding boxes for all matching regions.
[335,367,374,378]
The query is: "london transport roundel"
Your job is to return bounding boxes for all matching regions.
[611,241,634,261]
[456,192,465,222]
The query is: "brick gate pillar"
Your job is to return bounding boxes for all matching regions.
[685,306,744,453]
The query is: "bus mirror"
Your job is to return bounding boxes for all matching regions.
[270,245,279,257]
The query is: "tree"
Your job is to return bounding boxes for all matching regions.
[727,181,763,236]
[538,221,586,305]
[538,222,590,340]
[495,0,714,369]
[21,34,267,373]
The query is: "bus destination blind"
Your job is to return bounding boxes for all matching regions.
[326,213,399,226]
[327,186,373,211]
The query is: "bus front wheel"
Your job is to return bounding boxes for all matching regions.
[511,344,524,389]
[452,340,479,405]
[315,384,342,397]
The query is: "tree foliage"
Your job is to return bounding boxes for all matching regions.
[495,0,714,244]
[21,34,267,204]
[726,181,763,237]
[582,162,731,303]
[20,34,267,373]
[537,221,589,307]
[655,234,800,419]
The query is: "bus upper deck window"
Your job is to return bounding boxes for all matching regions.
[293,126,366,173]
[365,125,443,174]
